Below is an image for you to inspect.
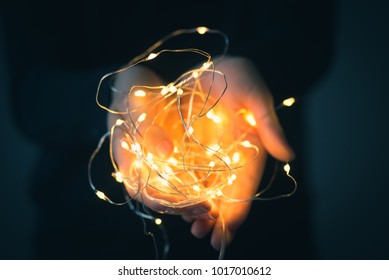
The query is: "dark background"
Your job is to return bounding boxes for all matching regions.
[0,0,388,259]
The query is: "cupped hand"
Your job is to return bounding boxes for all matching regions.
[181,56,295,250]
[108,57,294,251]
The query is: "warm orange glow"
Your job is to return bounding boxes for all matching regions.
[89,27,298,261]
[165,165,173,174]
[223,156,231,165]
[91,27,261,210]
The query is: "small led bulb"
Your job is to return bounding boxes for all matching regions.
[115,119,124,126]
[283,97,296,107]
[134,90,146,97]
[169,84,177,93]
[113,171,123,183]
[160,86,169,96]
[196,26,208,35]
[241,140,251,148]
[137,113,147,123]
[121,141,129,150]
[245,113,257,127]
[284,163,291,174]
[96,191,106,200]
[168,157,178,165]
[192,71,199,78]
[147,53,158,60]
[232,152,240,163]
[202,61,212,69]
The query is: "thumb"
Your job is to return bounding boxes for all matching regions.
[243,95,295,162]
[256,108,295,162]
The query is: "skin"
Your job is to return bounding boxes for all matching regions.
[108,56,295,251]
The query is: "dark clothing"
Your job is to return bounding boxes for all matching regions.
[2,0,335,259]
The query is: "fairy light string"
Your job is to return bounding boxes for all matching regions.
[88,27,298,259]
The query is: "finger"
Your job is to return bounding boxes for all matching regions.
[142,124,174,159]
[211,218,235,250]
[210,202,251,250]
[210,148,266,251]
[210,200,251,250]
[182,215,195,223]
[256,110,295,161]
[182,202,219,220]
[191,219,216,239]
[181,204,212,216]
[189,200,220,238]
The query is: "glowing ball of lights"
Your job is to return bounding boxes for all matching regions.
[89,27,296,211]
[111,67,260,208]
[89,27,262,209]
